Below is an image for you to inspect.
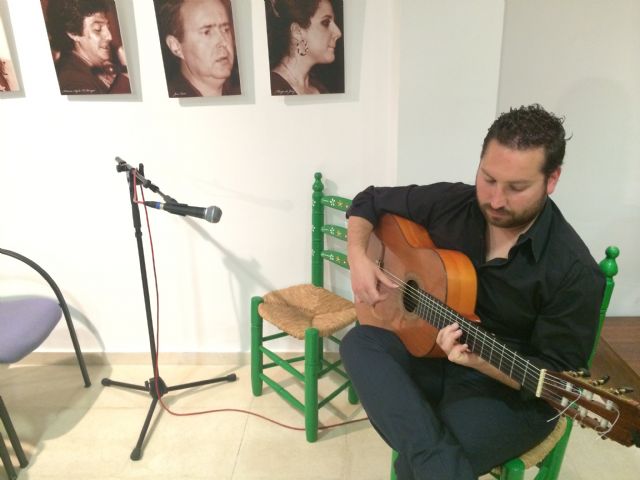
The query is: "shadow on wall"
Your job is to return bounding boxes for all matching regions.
[185,214,286,353]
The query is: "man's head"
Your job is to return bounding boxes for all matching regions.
[159,0,235,93]
[476,105,567,229]
[46,0,114,66]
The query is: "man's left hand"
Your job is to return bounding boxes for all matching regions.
[436,322,482,368]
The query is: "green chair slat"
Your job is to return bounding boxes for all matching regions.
[321,250,349,269]
[320,195,352,212]
[321,224,348,241]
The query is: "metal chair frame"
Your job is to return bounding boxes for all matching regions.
[0,248,91,479]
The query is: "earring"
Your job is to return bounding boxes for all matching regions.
[296,39,309,56]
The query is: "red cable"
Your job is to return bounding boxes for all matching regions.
[131,175,368,433]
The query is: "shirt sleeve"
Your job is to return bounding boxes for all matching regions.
[346,182,459,227]
[346,185,414,225]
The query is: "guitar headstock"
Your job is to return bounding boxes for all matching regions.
[543,370,640,448]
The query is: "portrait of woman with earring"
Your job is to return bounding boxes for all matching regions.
[265,0,343,95]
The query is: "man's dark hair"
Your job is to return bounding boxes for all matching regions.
[45,0,111,53]
[155,0,233,43]
[481,104,568,177]
[155,0,186,43]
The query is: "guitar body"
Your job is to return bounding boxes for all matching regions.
[355,214,480,357]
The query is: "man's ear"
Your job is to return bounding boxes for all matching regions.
[165,35,184,59]
[546,167,562,195]
[66,32,81,43]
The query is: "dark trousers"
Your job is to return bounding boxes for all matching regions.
[340,325,557,480]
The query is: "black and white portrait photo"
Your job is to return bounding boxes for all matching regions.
[41,0,131,95]
[153,0,241,98]
[265,0,344,96]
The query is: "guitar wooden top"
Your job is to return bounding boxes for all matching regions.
[355,213,478,357]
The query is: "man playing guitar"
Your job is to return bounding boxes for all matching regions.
[341,104,605,479]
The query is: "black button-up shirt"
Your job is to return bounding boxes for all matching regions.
[347,182,605,375]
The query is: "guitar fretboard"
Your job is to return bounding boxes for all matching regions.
[396,273,544,395]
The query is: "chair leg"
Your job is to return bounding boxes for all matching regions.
[534,418,573,480]
[348,383,359,405]
[0,396,28,479]
[250,297,264,397]
[390,449,398,480]
[304,328,320,442]
[0,431,18,480]
[59,300,91,387]
[500,458,526,480]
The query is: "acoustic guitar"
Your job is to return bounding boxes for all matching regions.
[355,213,640,448]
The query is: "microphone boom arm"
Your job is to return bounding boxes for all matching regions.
[114,157,178,204]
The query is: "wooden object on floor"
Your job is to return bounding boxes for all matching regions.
[590,316,640,402]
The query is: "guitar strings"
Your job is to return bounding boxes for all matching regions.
[376,267,620,436]
[379,268,583,399]
[379,268,541,388]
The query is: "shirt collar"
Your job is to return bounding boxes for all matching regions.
[514,198,553,262]
[470,192,553,264]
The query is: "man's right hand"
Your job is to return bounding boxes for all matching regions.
[347,216,397,305]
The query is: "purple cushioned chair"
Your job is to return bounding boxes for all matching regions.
[0,297,63,363]
[0,248,91,480]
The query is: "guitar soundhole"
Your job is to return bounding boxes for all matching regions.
[402,280,419,313]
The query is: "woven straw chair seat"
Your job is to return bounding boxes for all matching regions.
[491,416,567,475]
[258,284,356,340]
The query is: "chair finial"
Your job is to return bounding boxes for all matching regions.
[313,172,323,194]
[600,246,620,278]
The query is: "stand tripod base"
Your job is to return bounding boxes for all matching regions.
[101,373,237,460]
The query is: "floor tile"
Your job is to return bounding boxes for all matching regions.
[2,362,640,480]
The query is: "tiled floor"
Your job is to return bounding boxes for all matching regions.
[1,360,640,479]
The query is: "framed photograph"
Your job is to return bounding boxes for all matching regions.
[265,0,344,96]
[0,13,19,93]
[40,0,131,95]
[153,0,241,98]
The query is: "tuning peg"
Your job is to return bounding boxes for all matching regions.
[608,386,634,395]
[590,375,610,386]
[568,368,591,378]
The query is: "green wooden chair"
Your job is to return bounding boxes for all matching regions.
[250,172,358,442]
[390,246,620,480]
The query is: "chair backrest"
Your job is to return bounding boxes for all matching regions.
[588,245,620,367]
[311,172,352,288]
[0,247,90,386]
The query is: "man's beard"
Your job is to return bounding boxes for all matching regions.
[479,194,547,229]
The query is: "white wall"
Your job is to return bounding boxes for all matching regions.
[498,0,640,315]
[397,0,505,186]
[397,0,639,316]
[1,0,637,355]
[0,0,398,353]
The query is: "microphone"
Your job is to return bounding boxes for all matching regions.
[144,201,222,223]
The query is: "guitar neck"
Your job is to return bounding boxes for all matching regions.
[415,291,543,395]
[413,287,640,448]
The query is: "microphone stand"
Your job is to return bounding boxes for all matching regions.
[102,158,237,461]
